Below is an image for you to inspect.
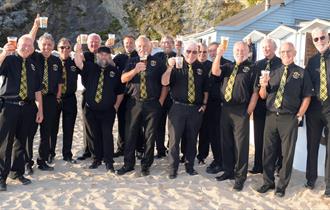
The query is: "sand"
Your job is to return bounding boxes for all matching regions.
[0,91,330,210]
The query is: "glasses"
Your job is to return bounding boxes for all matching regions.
[186,50,198,55]
[198,51,207,54]
[59,46,71,50]
[313,36,326,42]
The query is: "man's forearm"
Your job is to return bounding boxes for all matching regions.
[121,68,138,83]
[159,86,169,104]
[297,96,311,116]
[161,68,172,86]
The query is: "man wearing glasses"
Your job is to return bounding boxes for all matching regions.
[256,42,313,197]
[162,41,209,179]
[304,27,330,197]
[212,41,258,191]
[51,38,79,164]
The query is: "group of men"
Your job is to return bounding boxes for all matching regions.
[0,14,329,198]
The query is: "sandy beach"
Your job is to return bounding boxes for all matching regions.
[0,91,330,210]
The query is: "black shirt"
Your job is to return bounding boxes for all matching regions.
[30,52,63,95]
[305,48,330,112]
[0,54,42,100]
[113,50,139,73]
[124,55,167,101]
[61,58,80,97]
[153,51,176,66]
[265,63,314,114]
[218,60,257,105]
[254,56,282,115]
[206,57,232,100]
[81,62,124,111]
[84,51,96,63]
[169,60,209,105]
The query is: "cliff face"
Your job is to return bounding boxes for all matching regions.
[0,0,244,45]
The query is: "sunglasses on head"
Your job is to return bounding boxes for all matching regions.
[59,46,71,50]
[186,50,198,55]
[313,36,326,43]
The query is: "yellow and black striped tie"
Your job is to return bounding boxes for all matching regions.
[187,64,195,103]
[140,70,147,99]
[320,56,328,101]
[274,65,288,109]
[42,59,48,95]
[224,64,239,102]
[61,61,67,95]
[265,59,271,71]
[19,59,28,100]
[95,69,104,103]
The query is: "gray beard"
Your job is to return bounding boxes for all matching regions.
[96,59,108,68]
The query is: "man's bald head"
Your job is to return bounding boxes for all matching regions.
[279,42,296,66]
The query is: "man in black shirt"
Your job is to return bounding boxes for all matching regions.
[78,33,102,161]
[162,41,209,179]
[197,43,231,174]
[0,35,43,191]
[304,28,330,197]
[116,36,168,176]
[250,38,283,174]
[27,32,63,172]
[257,42,313,197]
[153,35,177,158]
[112,35,142,158]
[50,38,79,164]
[75,45,124,171]
[212,41,259,191]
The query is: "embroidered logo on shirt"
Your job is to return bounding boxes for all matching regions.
[197,68,203,75]
[150,60,157,67]
[53,64,58,71]
[70,66,77,72]
[31,64,36,71]
[292,71,300,79]
[109,71,116,78]
[242,66,250,73]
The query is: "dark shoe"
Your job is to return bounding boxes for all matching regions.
[275,188,286,197]
[17,176,32,185]
[113,150,124,158]
[89,160,102,169]
[233,180,245,191]
[38,162,54,171]
[304,181,315,190]
[155,151,166,159]
[168,172,177,179]
[136,151,143,160]
[248,168,263,174]
[180,155,185,163]
[206,161,223,174]
[116,165,134,175]
[105,163,115,173]
[324,189,330,197]
[198,158,206,165]
[186,168,198,176]
[47,155,54,164]
[63,157,77,164]
[77,153,91,161]
[215,173,234,181]
[141,168,150,176]
[0,180,6,191]
[256,184,275,193]
[25,164,34,175]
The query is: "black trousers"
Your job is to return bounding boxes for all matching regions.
[82,93,91,156]
[0,102,36,180]
[27,95,57,165]
[85,105,116,163]
[253,111,266,171]
[221,104,249,182]
[116,94,144,153]
[322,110,330,190]
[124,99,161,169]
[50,95,77,159]
[197,98,222,165]
[157,96,172,154]
[263,112,298,190]
[168,103,203,173]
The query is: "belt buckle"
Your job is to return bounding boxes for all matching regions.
[18,101,25,106]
